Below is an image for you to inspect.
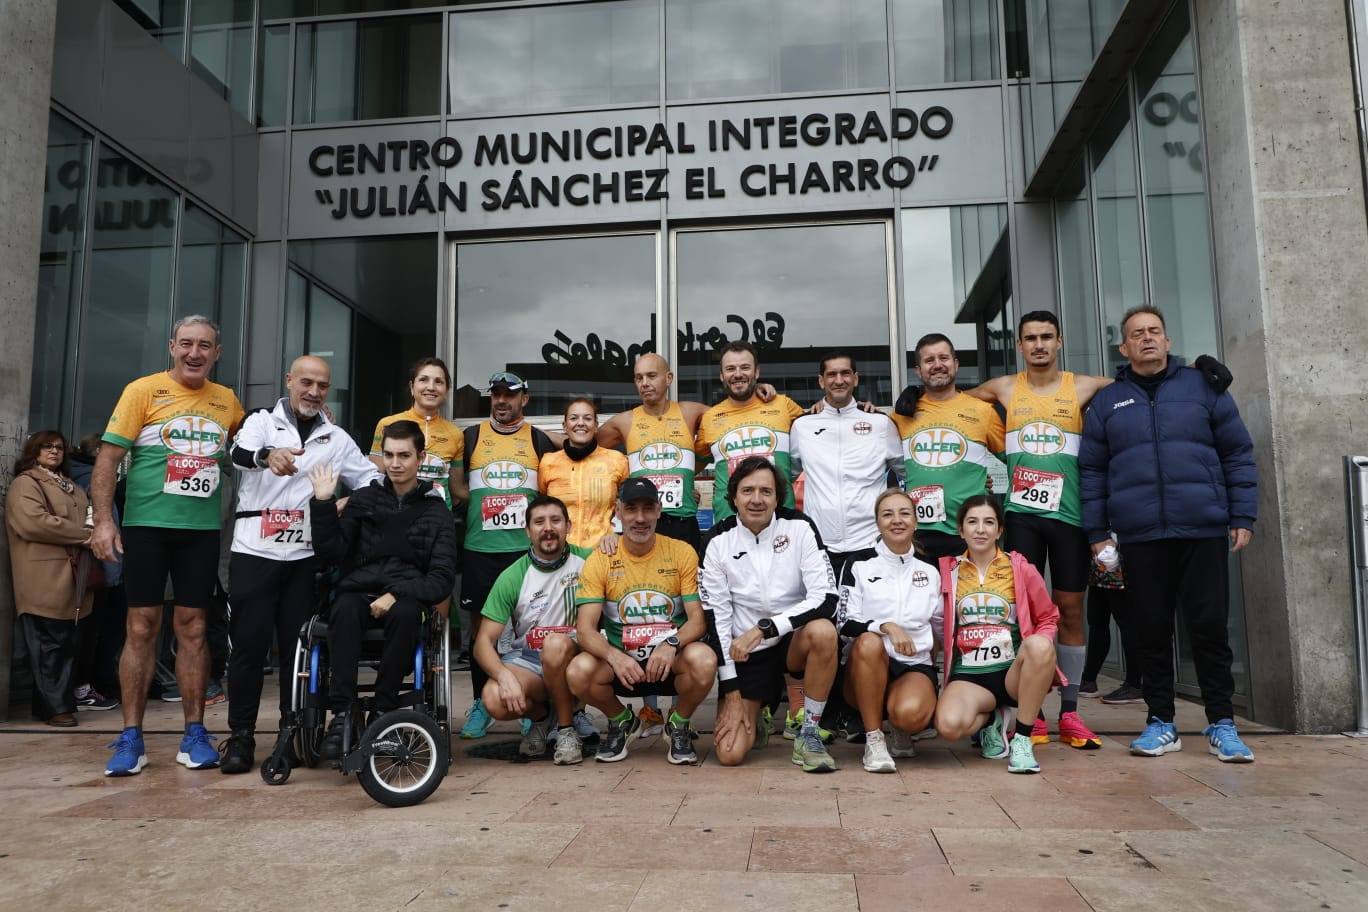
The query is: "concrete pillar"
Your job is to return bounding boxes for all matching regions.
[1195,0,1368,731]
[0,1,58,720]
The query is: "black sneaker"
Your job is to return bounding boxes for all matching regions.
[595,712,641,763]
[219,730,256,775]
[1101,683,1145,704]
[1079,680,1101,698]
[665,717,696,765]
[453,651,472,671]
[320,713,349,762]
[75,686,119,711]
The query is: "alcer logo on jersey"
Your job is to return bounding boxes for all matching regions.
[910,427,966,467]
[719,425,776,457]
[640,442,683,470]
[483,461,527,490]
[1019,421,1066,456]
[160,416,227,456]
[957,592,1013,624]
[619,589,674,622]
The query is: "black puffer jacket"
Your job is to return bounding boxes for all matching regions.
[310,478,456,605]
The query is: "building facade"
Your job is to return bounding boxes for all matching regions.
[3,0,1367,731]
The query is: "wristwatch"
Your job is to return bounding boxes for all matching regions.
[664,635,681,649]
[254,446,272,468]
[757,618,778,639]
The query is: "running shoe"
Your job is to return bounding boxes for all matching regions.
[572,709,598,739]
[792,728,838,773]
[75,685,119,711]
[783,709,834,744]
[460,698,492,739]
[862,730,896,773]
[105,728,147,777]
[888,727,917,758]
[160,684,182,703]
[1130,717,1182,757]
[1078,680,1100,698]
[176,723,219,770]
[453,650,471,671]
[520,718,533,737]
[1059,711,1103,749]
[519,716,554,758]
[595,713,641,762]
[1007,733,1040,774]
[1031,716,1051,745]
[218,730,255,775]
[1203,719,1254,763]
[665,717,697,765]
[978,708,1010,760]
[1102,683,1145,704]
[756,705,773,750]
[912,726,939,741]
[553,727,583,765]
[204,680,226,706]
[638,704,665,740]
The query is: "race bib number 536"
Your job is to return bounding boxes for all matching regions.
[164,455,219,498]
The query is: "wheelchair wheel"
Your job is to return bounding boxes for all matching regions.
[260,755,291,786]
[356,709,448,808]
[434,615,452,731]
[290,635,325,768]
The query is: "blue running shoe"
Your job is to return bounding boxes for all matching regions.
[1203,719,1254,763]
[1130,717,1182,757]
[571,709,598,739]
[177,723,220,769]
[520,717,533,737]
[461,698,492,739]
[105,728,147,777]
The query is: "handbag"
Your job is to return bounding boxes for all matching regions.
[32,475,107,593]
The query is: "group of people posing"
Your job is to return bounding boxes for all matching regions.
[7,299,1257,779]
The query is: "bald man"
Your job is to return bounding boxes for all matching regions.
[220,355,382,774]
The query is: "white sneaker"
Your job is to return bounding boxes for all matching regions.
[862,730,897,773]
[553,727,584,765]
[888,727,917,758]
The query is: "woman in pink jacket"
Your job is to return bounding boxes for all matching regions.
[933,494,1059,774]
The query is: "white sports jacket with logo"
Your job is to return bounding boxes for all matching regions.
[836,539,943,666]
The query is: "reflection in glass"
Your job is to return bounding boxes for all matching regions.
[294,15,441,123]
[892,0,1000,86]
[667,0,888,100]
[257,24,291,126]
[77,149,179,437]
[1135,4,1217,361]
[901,204,1010,388]
[1055,156,1101,375]
[30,113,93,434]
[455,235,656,418]
[449,1,658,115]
[675,224,891,406]
[1089,96,1144,372]
[113,0,187,60]
[263,0,445,17]
[177,203,247,390]
[189,0,254,118]
[306,286,353,430]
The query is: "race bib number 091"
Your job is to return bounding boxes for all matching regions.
[956,624,1015,668]
[164,455,219,498]
[1009,467,1065,513]
[481,494,528,531]
[907,485,946,523]
[622,622,676,661]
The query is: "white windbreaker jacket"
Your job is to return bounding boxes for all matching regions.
[790,401,903,553]
[837,539,943,666]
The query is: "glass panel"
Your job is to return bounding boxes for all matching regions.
[176,203,247,390]
[1055,156,1101,375]
[257,24,291,126]
[189,0,254,118]
[901,204,1010,389]
[294,14,441,123]
[75,148,179,438]
[667,0,888,100]
[263,0,445,18]
[1089,94,1144,373]
[676,223,891,406]
[306,285,353,429]
[449,1,658,115]
[455,235,656,418]
[892,0,1000,86]
[284,268,308,367]
[30,113,93,435]
[1135,4,1217,360]
[113,0,187,60]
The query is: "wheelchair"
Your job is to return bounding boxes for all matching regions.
[259,595,453,808]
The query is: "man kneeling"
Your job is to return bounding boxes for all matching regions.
[568,478,716,765]
[474,496,591,764]
[308,420,456,762]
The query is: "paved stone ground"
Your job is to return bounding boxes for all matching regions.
[1,675,1366,912]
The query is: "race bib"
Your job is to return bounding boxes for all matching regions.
[526,625,576,650]
[646,475,684,510]
[956,624,1015,668]
[1009,466,1065,513]
[420,455,450,503]
[259,509,309,550]
[622,622,676,661]
[481,493,527,531]
[163,455,219,498]
[907,485,946,523]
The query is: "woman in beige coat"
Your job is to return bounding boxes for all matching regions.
[5,431,94,726]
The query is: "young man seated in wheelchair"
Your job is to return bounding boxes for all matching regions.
[307,419,457,762]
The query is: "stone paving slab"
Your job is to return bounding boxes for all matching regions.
[856,873,1093,912]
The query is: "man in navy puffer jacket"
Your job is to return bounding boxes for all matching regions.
[1079,304,1257,763]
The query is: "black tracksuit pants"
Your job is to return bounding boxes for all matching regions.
[227,553,318,731]
[1082,585,1141,687]
[327,591,423,713]
[1118,537,1236,724]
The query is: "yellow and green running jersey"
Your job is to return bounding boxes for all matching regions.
[695,394,804,522]
[951,550,1021,675]
[102,371,245,531]
[370,408,464,509]
[464,422,555,553]
[891,392,1004,536]
[625,402,698,519]
[575,537,699,653]
[1003,372,1084,527]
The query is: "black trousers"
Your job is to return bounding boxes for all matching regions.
[1119,537,1235,724]
[20,614,77,718]
[226,553,318,731]
[1082,585,1141,686]
[458,549,521,697]
[327,591,423,713]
